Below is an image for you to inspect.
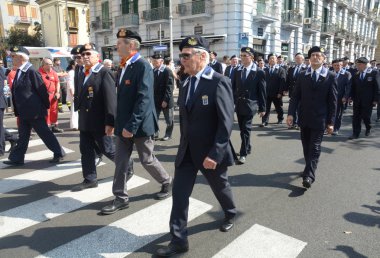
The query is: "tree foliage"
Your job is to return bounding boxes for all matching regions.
[7,22,44,47]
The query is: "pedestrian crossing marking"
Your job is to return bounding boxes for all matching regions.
[36,197,213,258]
[212,224,307,258]
[0,147,74,169]
[0,175,149,238]
[0,159,105,194]
[5,139,45,150]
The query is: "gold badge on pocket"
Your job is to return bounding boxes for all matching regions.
[202,95,209,105]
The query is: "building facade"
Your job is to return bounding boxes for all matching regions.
[36,0,90,47]
[0,0,42,44]
[88,0,380,63]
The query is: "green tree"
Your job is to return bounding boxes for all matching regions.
[7,22,44,47]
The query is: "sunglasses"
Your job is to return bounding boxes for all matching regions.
[240,54,250,58]
[81,52,92,57]
[75,55,82,59]
[179,52,199,60]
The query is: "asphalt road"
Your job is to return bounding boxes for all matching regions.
[0,98,379,258]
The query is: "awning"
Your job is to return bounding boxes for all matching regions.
[141,34,227,47]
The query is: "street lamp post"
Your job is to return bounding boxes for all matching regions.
[169,0,173,61]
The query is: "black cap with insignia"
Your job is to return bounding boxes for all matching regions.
[179,35,209,52]
[294,52,303,57]
[356,57,369,64]
[71,45,83,55]
[267,53,276,59]
[240,47,254,56]
[308,46,325,58]
[79,43,97,54]
[151,53,163,59]
[116,29,142,43]
[230,55,237,59]
[9,46,30,55]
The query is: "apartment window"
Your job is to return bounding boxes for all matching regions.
[283,0,294,10]
[122,0,138,14]
[68,7,79,28]
[7,4,14,16]
[151,0,169,9]
[101,1,110,29]
[194,25,203,35]
[322,7,329,24]
[86,9,90,32]
[31,7,37,19]
[304,0,313,18]
[157,30,164,38]
[19,6,27,18]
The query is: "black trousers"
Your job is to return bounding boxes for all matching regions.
[0,108,4,154]
[262,96,284,123]
[352,102,372,136]
[79,131,133,182]
[334,101,344,131]
[156,107,174,138]
[237,113,254,156]
[9,116,64,162]
[300,127,324,182]
[169,149,236,245]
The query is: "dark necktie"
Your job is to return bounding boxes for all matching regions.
[312,70,317,83]
[294,67,299,78]
[229,66,235,79]
[154,69,159,79]
[187,76,197,105]
[361,72,365,81]
[242,68,247,83]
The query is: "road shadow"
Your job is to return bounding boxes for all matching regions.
[330,245,368,258]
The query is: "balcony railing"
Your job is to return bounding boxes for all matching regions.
[336,0,348,6]
[142,7,169,22]
[102,19,112,30]
[12,0,30,3]
[321,23,336,35]
[15,16,32,24]
[282,10,303,27]
[347,0,359,12]
[252,2,279,22]
[371,39,377,46]
[345,33,356,42]
[177,0,212,17]
[303,18,321,32]
[335,27,348,39]
[115,13,139,27]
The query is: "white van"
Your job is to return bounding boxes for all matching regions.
[24,47,73,70]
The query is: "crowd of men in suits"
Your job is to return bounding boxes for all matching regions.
[1,31,379,257]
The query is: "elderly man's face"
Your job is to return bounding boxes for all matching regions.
[81,51,99,67]
[240,52,253,67]
[332,62,342,72]
[356,62,367,72]
[43,59,53,72]
[151,58,163,69]
[10,54,22,68]
[179,48,204,76]
[310,52,325,68]
[230,57,238,66]
[116,38,134,58]
[295,55,304,65]
[268,56,277,66]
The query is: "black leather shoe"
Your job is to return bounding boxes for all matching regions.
[156,243,189,257]
[161,136,171,141]
[71,180,98,192]
[259,122,268,127]
[302,177,313,189]
[220,218,234,232]
[51,126,64,133]
[365,128,371,136]
[348,134,359,140]
[49,156,64,164]
[101,199,129,215]
[156,180,172,200]
[3,160,24,166]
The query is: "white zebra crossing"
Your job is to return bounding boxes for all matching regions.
[0,176,149,238]
[36,197,213,258]
[0,159,105,194]
[213,224,307,258]
[0,147,74,169]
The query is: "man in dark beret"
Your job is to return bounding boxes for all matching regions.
[3,46,65,166]
[348,57,379,139]
[224,54,239,80]
[101,29,171,214]
[208,50,223,74]
[157,35,236,256]
[151,53,175,141]
[331,59,352,135]
[287,46,337,189]
[370,59,377,70]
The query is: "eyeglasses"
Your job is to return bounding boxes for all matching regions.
[81,52,92,57]
[44,63,53,66]
[240,54,250,58]
[179,52,199,60]
[75,55,82,59]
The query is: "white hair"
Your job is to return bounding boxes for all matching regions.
[195,48,209,63]
[103,59,113,65]
[17,52,29,61]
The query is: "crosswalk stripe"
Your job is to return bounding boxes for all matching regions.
[0,160,105,194]
[37,197,213,258]
[0,175,149,239]
[212,224,307,258]
[5,139,45,151]
[0,147,74,169]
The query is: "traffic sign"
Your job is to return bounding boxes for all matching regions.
[153,45,167,52]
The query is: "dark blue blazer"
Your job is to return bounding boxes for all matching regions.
[75,64,116,132]
[289,67,338,130]
[0,69,6,109]
[115,54,158,137]
[232,63,266,113]
[350,68,379,105]
[11,63,49,119]
[153,65,174,109]
[335,69,352,100]
[285,65,307,97]
[176,66,234,169]
[264,65,287,97]
[209,61,223,74]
